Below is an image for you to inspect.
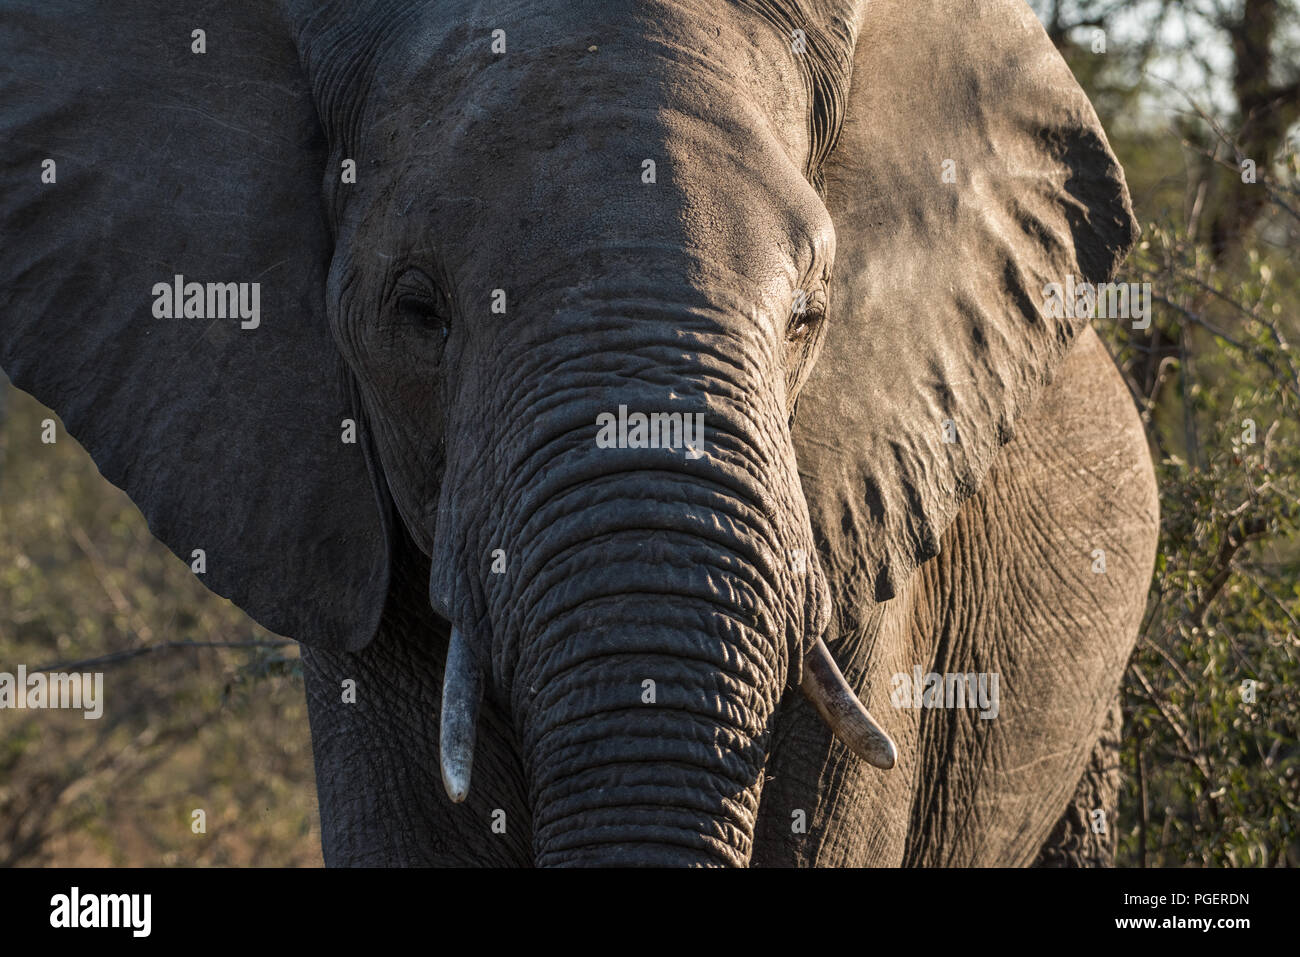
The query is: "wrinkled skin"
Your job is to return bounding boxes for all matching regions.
[304,0,1157,865]
[302,325,1157,866]
[0,0,1157,866]
[328,2,849,866]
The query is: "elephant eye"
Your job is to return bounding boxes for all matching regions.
[397,292,447,332]
[393,270,452,336]
[788,310,819,341]
[787,287,826,342]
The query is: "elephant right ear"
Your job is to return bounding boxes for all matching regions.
[0,2,390,651]
[795,0,1140,601]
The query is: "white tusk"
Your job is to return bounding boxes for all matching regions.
[800,636,897,770]
[439,625,483,803]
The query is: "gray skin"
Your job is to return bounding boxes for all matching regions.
[0,0,1157,866]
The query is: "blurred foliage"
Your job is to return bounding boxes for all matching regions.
[1032,0,1300,865]
[1111,217,1300,866]
[0,385,320,865]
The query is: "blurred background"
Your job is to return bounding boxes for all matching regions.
[0,379,319,865]
[1,0,1297,866]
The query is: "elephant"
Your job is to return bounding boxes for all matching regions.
[0,0,1159,867]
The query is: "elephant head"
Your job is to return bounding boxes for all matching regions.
[0,0,1136,866]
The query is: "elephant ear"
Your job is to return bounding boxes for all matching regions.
[0,1,389,651]
[795,0,1140,601]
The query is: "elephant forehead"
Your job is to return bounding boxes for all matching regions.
[372,0,817,174]
[434,130,822,288]
[339,3,840,326]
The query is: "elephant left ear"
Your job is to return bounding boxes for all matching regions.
[0,1,390,651]
[794,0,1140,599]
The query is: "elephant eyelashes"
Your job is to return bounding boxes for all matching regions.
[787,309,819,341]
[787,288,826,342]
[392,269,452,339]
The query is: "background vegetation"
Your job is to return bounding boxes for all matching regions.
[0,384,319,865]
[1034,0,1299,865]
[1,0,1296,865]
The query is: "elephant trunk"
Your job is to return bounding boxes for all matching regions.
[524,602,770,865]
[508,473,803,867]
[427,310,893,864]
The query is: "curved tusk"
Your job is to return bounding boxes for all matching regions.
[440,626,483,803]
[800,637,897,770]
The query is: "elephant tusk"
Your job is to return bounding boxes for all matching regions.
[800,637,897,770]
[440,625,483,803]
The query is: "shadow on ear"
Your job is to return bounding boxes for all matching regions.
[795,0,1140,600]
[0,1,390,651]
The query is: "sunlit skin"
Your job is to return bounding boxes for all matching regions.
[1,0,1157,866]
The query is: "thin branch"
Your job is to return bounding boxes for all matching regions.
[1236,565,1300,635]
[67,523,155,645]
[1189,515,1270,627]
[1135,729,1149,868]
[1138,632,1199,692]
[1151,294,1246,348]
[1129,664,1212,781]
[32,639,295,674]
